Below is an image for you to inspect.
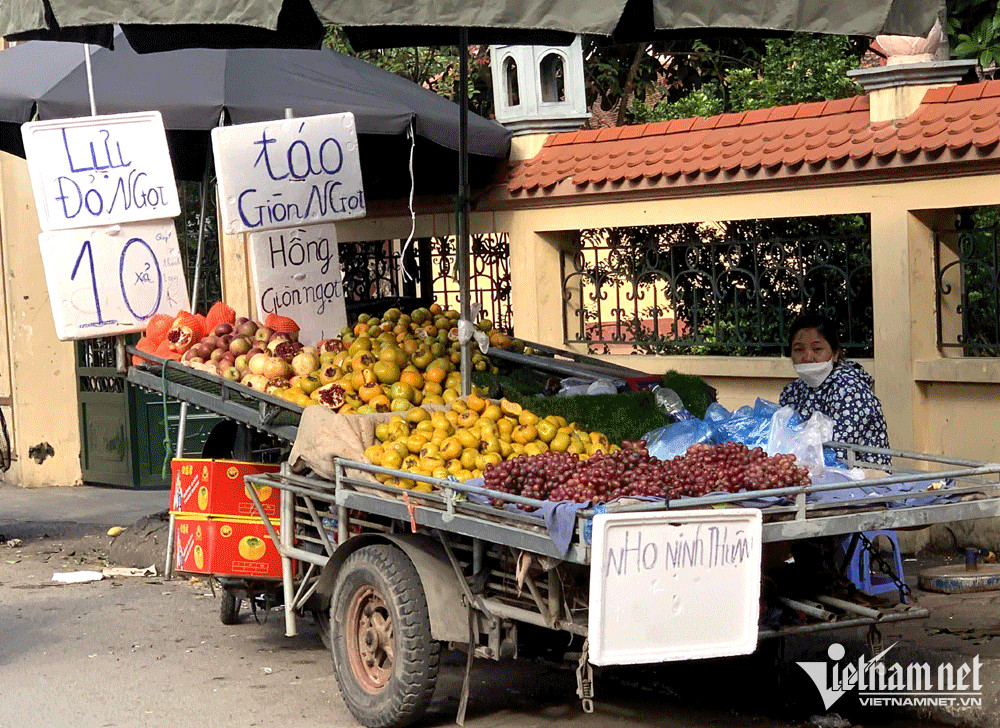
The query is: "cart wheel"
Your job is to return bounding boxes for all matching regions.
[330,544,440,728]
[220,588,242,625]
[314,606,331,650]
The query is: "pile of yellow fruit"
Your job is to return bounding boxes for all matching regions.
[277,303,524,414]
[362,394,616,490]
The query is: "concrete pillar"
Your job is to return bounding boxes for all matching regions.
[870,203,945,454]
[870,203,915,451]
[508,225,567,346]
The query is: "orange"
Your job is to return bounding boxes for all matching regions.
[424,365,447,385]
[399,369,424,390]
[466,393,488,414]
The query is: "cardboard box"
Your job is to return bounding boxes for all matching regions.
[170,458,281,518]
[173,515,284,579]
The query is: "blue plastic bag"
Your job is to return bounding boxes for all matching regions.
[711,398,779,450]
[644,418,715,461]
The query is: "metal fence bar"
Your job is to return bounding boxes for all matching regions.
[935,224,1000,356]
[564,219,874,356]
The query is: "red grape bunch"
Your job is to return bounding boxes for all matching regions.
[482,451,580,506]
[482,440,811,507]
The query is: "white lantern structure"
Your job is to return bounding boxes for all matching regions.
[490,36,589,135]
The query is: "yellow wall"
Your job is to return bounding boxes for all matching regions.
[0,153,83,487]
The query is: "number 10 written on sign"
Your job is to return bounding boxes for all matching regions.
[39,220,190,341]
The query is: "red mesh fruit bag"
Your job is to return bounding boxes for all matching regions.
[206,301,236,332]
[144,313,174,348]
[131,336,157,366]
[264,313,300,335]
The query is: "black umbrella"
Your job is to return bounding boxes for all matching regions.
[0,30,511,192]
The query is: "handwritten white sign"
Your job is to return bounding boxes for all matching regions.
[212,113,366,235]
[249,224,347,344]
[39,219,190,341]
[588,509,762,665]
[21,111,180,232]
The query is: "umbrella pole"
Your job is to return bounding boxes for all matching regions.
[83,44,96,116]
[166,153,213,579]
[458,28,473,398]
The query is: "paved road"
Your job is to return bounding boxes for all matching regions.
[0,523,809,728]
[0,485,980,728]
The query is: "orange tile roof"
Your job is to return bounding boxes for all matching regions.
[504,80,1000,196]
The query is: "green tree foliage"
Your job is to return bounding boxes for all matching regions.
[948,0,1000,71]
[595,35,871,356]
[176,180,220,313]
[324,27,495,118]
[632,34,864,122]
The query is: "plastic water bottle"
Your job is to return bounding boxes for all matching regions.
[653,386,695,422]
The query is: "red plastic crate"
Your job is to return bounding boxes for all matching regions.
[170,459,280,518]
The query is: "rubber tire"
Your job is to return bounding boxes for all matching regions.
[330,544,441,728]
[314,607,331,650]
[220,588,242,625]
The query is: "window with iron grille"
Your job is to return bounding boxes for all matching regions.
[337,234,512,333]
[563,216,874,357]
[935,207,1000,357]
[428,234,513,333]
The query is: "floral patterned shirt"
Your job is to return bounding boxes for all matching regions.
[779,360,890,465]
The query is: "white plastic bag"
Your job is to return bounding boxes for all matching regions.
[766,406,833,476]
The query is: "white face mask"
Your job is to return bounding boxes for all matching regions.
[794,360,833,388]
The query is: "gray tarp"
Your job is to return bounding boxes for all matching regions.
[2,0,940,48]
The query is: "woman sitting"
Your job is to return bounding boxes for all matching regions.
[779,314,890,465]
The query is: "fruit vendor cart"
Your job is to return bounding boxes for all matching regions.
[127,347,1000,728]
[238,445,1000,728]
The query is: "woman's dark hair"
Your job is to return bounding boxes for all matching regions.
[788,314,841,352]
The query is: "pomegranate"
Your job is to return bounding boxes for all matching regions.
[315,383,346,410]
[261,356,291,379]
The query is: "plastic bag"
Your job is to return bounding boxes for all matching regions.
[644,418,715,461]
[556,377,621,396]
[766,405,834,475]
[712,398,779,450]
[703,402,732,427]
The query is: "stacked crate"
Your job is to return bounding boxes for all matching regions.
[170,459,283,578]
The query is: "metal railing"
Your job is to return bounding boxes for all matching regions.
[339,233,512,332]
[935,225,1000,357]
[563,221,874,356]
[428,233,513,333]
